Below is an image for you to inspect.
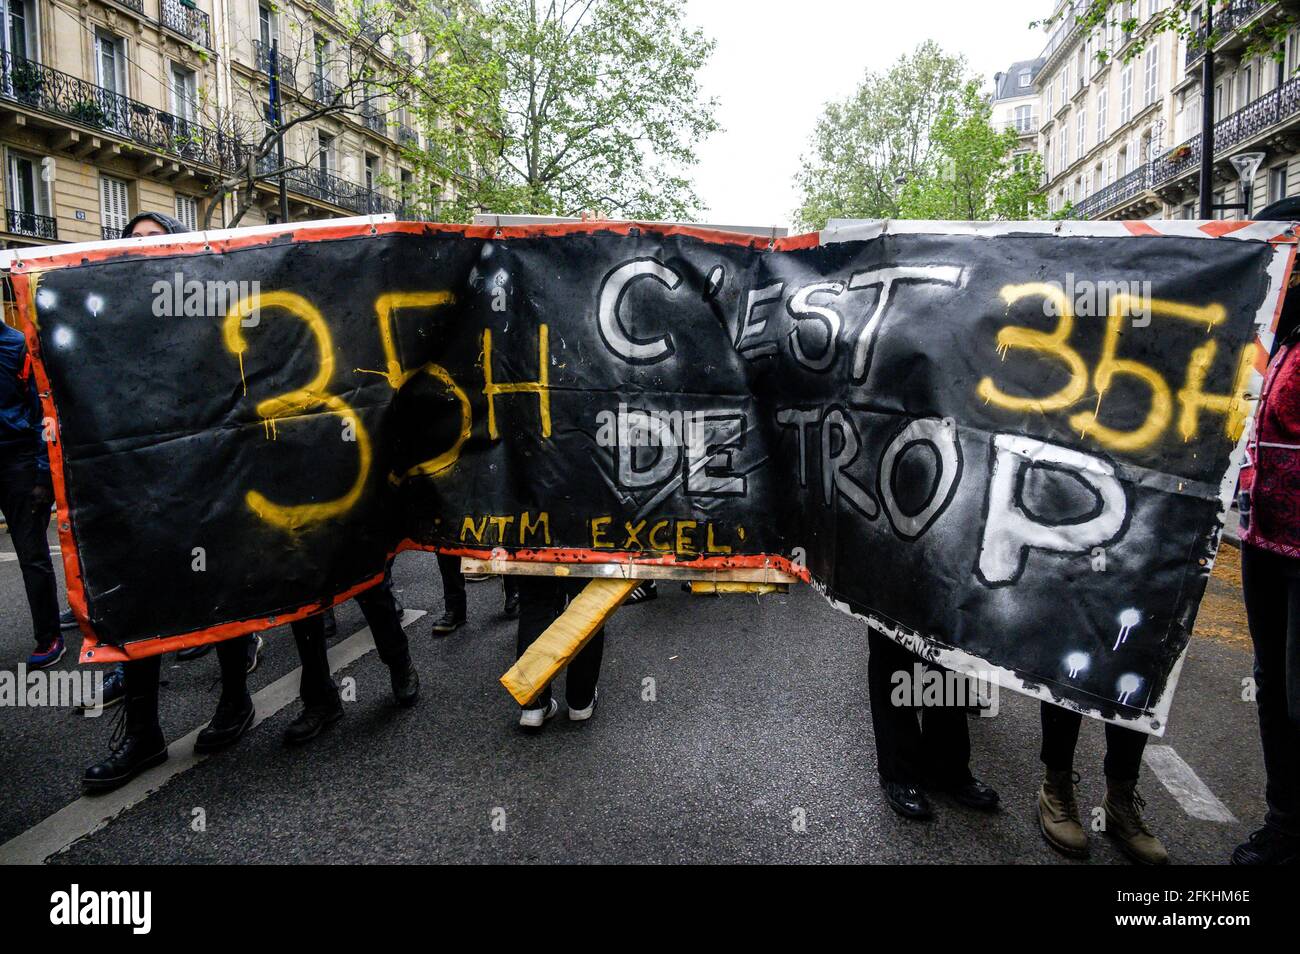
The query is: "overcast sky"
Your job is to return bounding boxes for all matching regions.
[683,0,1049,231]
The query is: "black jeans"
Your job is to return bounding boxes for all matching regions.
[123,637,250,736]
[1040,701,1148,782]
[292,577,410,709]
[866,630,972,786]
[514,576,603,710]
[438,553,518,618]
[0,448,59,647]
[1240,543,1300,836]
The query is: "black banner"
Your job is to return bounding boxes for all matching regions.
[10,219,1291,731]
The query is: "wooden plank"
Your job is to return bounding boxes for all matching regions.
[500,578,638,706]
[689,581,787,595]
[461,557,798,585]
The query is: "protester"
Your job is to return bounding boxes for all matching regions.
[866,632,999,820]
[1037,703,1166,864]
[1,310,61,669]
[1230,195,1300,866]
[514,576,603,729]
[284,574,419,743]
[431,554,519,635]
[81,211,260,789]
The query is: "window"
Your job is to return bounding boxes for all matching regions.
[316,132,335,177]
[1078,107,1087,155]
[1214,82,1225,121]
[364,154,378,192]
[314,33,329,77]
[94,30,126,95]
[100,174,129,237]
[1045,81,1053,116]
[1059,130,1068,168]
[1240,62,1254,106]
[1014,104,1033,133]
[1045,135,1053,178]
[1144,46,1158,106]
[1270,164,1289,204]
[170,65,197,122]
[1120,63,1133,123]
[1213,188,1227,220]
[1118,145,1129,176]
[4,0,37,60]
[259,3,273,47]
[1097,88,1108,140]
[1181,200,1196,220]
[6,150,49,216]
[1019,69,1031,88]
[174,194,198,231]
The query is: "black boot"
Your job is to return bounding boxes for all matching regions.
[390,659,420,708]
[284,701,344,745]
[1231,826,1300,865]
[194,693,255,753]
[431,609,466,636]
[881,781,934,820]
[82,693,167,794]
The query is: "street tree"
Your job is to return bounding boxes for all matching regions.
[392,0,721,221]
[794,41,1040,229]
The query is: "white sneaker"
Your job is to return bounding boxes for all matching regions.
[568,688,598,722]
[518,698,559,729]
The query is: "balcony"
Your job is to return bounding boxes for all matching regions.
[5,208,58,240]
[312,72,339,104]
[282,165,400,216]
[0,51,248,174]
[998,117,1038,136]
[253,40,297,87]
[397,123,417,146]
[360,103,385,134]
[101,226,122,241]
[112,0,144,13]
[1186,0,1265,66]
[160,0,212,49]
[1070,70,1300,219]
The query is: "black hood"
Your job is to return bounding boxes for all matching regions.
[121,211,189,236]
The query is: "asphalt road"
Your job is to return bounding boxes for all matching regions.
[0,522,1271,864]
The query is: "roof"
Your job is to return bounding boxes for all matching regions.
[993,58,1045,101]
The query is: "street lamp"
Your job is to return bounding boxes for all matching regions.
[1229,152,1266,217]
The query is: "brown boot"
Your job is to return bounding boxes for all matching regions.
[1103,778,1169,865]
[1039,769,1088,857]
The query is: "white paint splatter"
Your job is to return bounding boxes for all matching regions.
[35,289,57,310]
[1117,673,1142,705]
[85,294,104,317]
[1066,652,1089,679]
[52,327,74,349]
[1114,607,1142,650]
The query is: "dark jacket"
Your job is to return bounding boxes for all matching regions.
[0,323,48,469]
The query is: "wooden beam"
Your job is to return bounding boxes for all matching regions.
[499,578,637,706]
[689,581,787,596]
[460,557,799,585]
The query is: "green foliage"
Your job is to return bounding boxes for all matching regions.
[794,42,1045,230]
[395,0,720,221]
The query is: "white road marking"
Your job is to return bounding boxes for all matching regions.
[1142,744,1238,823]
[0,609,426,865]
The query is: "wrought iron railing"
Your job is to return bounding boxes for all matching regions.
[312,72,339,104]
[0,51,247,173]
[5,208,58,240]
[160,0,212,49]
[1067,71,1300,219]
[317,0,335,12]
[397,123,417,146]
[283,165,400,215]
[101,226,123,241]
[1186,0,1265,65]
[112,0,144,14]
[360,103,385,134]
[253,40,297,87]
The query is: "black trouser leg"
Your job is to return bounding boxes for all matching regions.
[437,553,467,619]
[291,614,338,709]
[356,580,410,670]
[921,695,973,786]
[1040,701,1082,773]
[504,574,519,601]
[867,630,923,784]
[0,451,59,647]
[1101,723,1149,782]
[1242,544,1300,836]
[214,637,250,705]
[123,655,163,739]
